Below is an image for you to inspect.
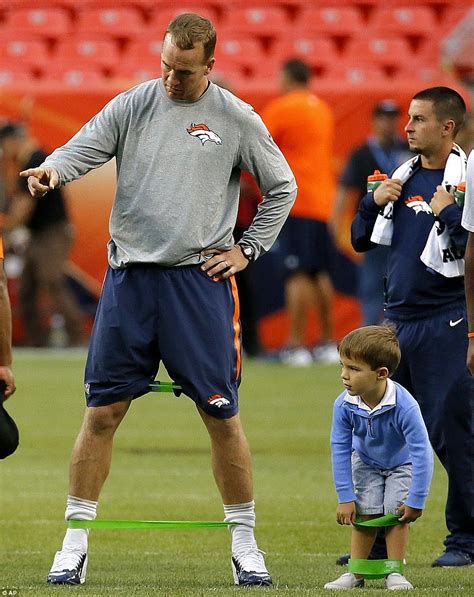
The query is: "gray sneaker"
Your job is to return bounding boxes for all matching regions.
[324,572,364,589]
[385,573,413,590]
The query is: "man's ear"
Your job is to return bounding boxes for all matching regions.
[376,367,389,380]
[206,58,215,75]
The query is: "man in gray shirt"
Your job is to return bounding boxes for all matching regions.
[21,13,296,588]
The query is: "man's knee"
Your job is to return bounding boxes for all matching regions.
[83,401,130,436]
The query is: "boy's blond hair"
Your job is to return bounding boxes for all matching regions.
[165,13,216,63]
[338,325,401,375]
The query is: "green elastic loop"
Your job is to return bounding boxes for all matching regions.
[348,558,404,579]
[68,519,238,530]
[354,513,400,527]
[148,381,183,397]
[148,382,182,393]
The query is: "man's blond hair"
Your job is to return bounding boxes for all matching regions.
[165,13,216,63]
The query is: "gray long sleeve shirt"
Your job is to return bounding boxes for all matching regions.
[43,79,297,268]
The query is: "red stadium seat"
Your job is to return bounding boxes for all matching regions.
[293,6,364,36]
[0,36,49,68]
[53,36,121,69]
[0,64,37,85]
[269,36,340,70]
[75,7,145,39]
[124,36,163,63]
[214,36,266,71]
[146,6,220,36]
[437,6,472,33]
[319,63,389,84]
[220,6,290,38]
[368,6,438,37]
[42,62,107,85]
[343,36,412,68]
[4,7,72,39]
[110,60,161,84]
[393,62,459,85]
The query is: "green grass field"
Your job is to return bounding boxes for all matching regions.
[0,350,472,596]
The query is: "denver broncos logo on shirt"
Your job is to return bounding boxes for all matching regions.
[187,123,222,146]
[405,195,432,215]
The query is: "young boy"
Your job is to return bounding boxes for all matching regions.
[325,326,433,590]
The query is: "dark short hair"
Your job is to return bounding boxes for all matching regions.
[413,86,466,137]
[0,122,25,142]
[165,13,216,63]
[338,325,401,375]
[282,59,311,84]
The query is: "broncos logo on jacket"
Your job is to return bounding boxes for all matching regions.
[405,195,433,215]
[187,123,222,146]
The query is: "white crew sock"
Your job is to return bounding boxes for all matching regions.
[60,495,98,552]
[223,500,257,559]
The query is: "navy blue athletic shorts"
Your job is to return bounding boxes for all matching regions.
[277,216,335,277]
[84,265,242,419]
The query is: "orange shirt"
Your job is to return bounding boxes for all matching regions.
[261,90,335,222]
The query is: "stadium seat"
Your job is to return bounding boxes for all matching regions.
[42,62,107,86]
[124,36,163,63]
[75,7,145,39]
[269,36,339,70]
[214,36,266,71]
[4,7,72,38]
[293,6,364,36]
[209,62,249,89]
[0,64,37,85]
[220,6,290,38]
[319,63,389,84]
[110,61,161,84]
[53,36,121,69]
[146,6,220,36]
[343,36,413,69]
[0,36,49,69]
[368,6,438,38]
[437,6,472,33]
[393,62,459,85]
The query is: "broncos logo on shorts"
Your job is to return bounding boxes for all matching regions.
[187,123,222,146]
[208,394,231,408]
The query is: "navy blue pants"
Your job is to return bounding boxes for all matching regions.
[388,303,474,555]
[84,265,242,419]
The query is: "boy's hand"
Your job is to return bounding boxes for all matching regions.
[336,502,356,525]
[397,504,423,523]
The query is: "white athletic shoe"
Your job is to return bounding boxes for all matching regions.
[280,347,313,367]
[231,547,272,586]
[313,342,340,364]
[47,549,88,585]
[385,573,413,590]
[324,572,364,589]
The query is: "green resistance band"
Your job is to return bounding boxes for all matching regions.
[353,513,401,528]
[350,514,403,579]
[68,519,239,530]
[148,381,182,396]
[349,558,404,579]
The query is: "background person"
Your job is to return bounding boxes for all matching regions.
[0,234,15,399]
[461,149,474,374]
[21,13,296,588]
[351,86,473,567]
[262,59,338,366]
[325,326,432,591]
[331,100,412,326]
[0,123,86,348]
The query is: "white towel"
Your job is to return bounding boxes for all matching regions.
[370,144,467,277]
